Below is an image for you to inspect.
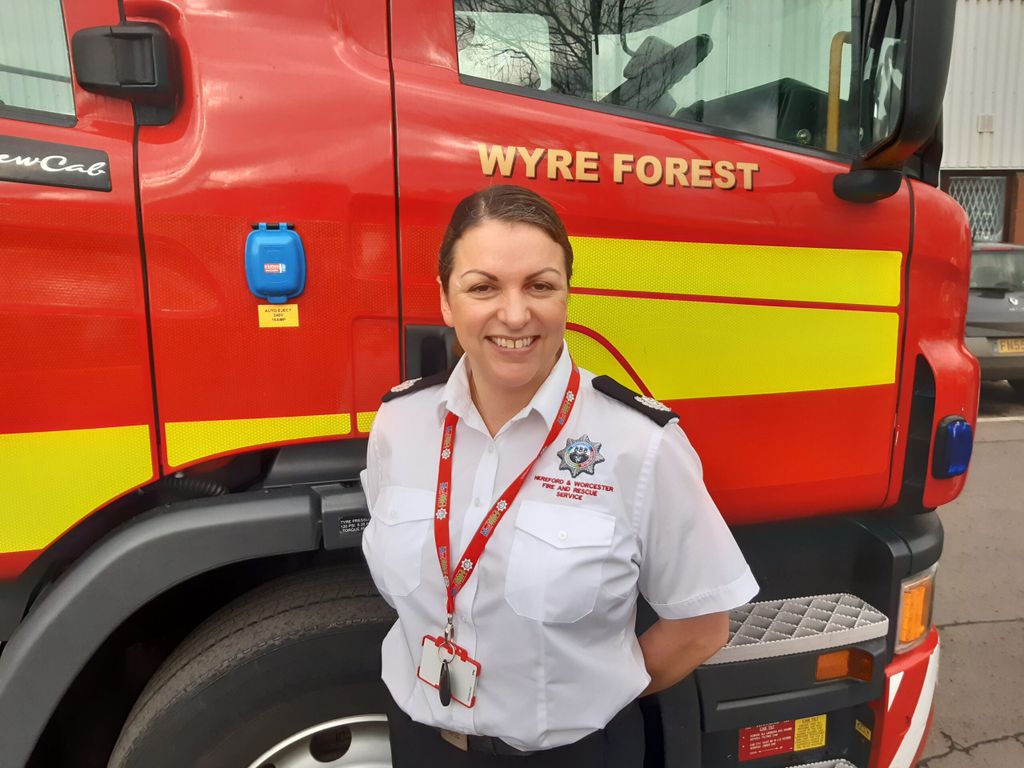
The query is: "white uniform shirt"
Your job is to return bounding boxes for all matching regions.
[361,344,758,751]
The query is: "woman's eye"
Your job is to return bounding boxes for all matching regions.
[531,282,554,292]
[468,283,494,294]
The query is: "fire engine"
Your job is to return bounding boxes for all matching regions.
[0,1,976,766]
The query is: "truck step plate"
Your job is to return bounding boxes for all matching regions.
[705,593,888,664]
[797,761,858,768]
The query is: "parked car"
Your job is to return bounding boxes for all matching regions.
[965,242,1024,398]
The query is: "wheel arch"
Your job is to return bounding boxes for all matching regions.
[0,484,369,768]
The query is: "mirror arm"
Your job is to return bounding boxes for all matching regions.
[834,168,903,204]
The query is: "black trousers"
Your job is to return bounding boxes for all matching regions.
[387,696,645,768]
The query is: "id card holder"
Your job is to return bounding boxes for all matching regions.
[417,635,481,708]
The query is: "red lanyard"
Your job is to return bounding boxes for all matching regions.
[433,364,581,638]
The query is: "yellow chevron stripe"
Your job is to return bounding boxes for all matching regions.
[570,236,902,307]
[567,293,899,399]
[0,425,153,552]
[165,413,351,468]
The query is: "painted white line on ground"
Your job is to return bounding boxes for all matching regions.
[977,416,1024,422]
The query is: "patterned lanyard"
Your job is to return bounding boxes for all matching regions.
[433,364,581,641]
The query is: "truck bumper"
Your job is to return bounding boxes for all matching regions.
[691,627,939,767]
[679,512,945,768]
[869,628,940,768]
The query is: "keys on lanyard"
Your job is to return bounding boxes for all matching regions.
[439,618,454,707]
[438,655,452,707]
[429,363,581,706]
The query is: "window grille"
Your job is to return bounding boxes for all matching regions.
[947,176,1007,242]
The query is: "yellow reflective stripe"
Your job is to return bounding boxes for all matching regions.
[570,236,902,307]
[357,411,376,433]
[568,294,899,400]
[0,425,153,552]
[165,414,352,468]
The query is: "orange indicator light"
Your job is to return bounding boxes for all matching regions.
[815,649,873,682]
[899,580,933,646]
[896,566,937,652]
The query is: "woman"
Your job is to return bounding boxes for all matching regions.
[361,185,757,766]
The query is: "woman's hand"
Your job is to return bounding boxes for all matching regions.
[637,611,730,696]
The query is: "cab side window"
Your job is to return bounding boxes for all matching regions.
[0,0,75,119]
[453,0,863,155]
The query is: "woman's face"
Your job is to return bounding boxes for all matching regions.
[440,218,569,400]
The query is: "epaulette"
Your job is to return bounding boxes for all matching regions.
[591,375,679,426]
[381,369,453,403]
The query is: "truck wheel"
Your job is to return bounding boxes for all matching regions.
[107,565,396,768]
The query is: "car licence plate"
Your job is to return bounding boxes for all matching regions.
[996,338,1024,354]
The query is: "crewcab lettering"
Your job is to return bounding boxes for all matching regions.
[0,153,107,177]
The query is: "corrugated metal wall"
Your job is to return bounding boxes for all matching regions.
[943,0,1024,170]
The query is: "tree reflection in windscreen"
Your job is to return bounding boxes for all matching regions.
[454,0,716,102]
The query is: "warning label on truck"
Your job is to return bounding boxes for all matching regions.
[855,719,872,742]
[739,721,794,760]
[258,304,299,328]
[739,715,826,761]
[794,715,827,751]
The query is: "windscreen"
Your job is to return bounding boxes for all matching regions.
[455,0,860,153]
[971,249,1024,292]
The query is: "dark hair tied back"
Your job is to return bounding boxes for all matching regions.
[438,185,574,291]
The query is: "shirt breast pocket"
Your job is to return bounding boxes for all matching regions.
[504,501,616,623]
[365,486,435,597]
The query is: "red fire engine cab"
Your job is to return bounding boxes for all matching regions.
[0,1,976,766]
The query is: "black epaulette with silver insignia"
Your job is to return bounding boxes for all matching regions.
[381,369,453,402]
[591,375,679,426]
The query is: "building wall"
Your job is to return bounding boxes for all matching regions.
[942,0,1024,171]
[942,0,1024,243]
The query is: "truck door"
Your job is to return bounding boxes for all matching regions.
[135,3,399,474]
[391,0,911,522]
[0,1,156,579]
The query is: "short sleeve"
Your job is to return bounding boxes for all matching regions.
[360,417,382,509]
[360,416,396,608]
[637,425,759,619]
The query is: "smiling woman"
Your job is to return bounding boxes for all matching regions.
[360,185,758,766]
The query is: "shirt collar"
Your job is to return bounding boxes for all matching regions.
[439,341,572,431]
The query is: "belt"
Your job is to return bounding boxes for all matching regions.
[438,728,535,757]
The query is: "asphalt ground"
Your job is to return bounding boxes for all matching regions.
[917,381,1024,767]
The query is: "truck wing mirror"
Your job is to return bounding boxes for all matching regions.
[72,22,179,126]
[835,0,956,203]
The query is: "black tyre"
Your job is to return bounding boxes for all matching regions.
[1009,379,1024,401]
[107,565,396,768]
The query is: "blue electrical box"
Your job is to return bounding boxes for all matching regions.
[245,223,306,304]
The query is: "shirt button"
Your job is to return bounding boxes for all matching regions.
[474,498,482,507]
[558,531,568,541]
[486,444,495,454]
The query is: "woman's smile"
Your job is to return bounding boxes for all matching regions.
[487,335,538,350]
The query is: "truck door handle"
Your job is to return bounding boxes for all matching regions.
[72,22,179,125]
